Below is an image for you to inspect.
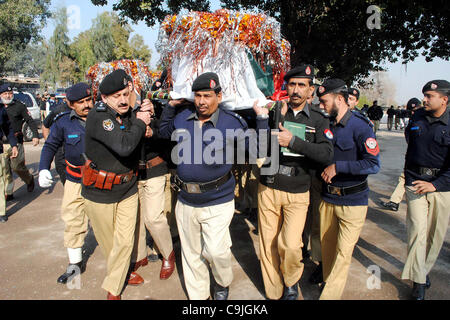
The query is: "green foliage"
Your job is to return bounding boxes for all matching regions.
[91,0,450,85]
[0,0,51,75]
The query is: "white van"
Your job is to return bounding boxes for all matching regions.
[13,91,41,142]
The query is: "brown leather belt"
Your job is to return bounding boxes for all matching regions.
[145,156,164,169]
[81,160,136,190]
[66,160,82,178]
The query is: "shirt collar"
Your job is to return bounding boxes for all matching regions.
[288,103,310,118]
[426,107,449,125]
[186,107,220,127]
[337,109,352,127]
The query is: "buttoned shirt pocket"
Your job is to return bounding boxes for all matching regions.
[433,129,450,147]
[335,136,355,151]
[66,134,81,146]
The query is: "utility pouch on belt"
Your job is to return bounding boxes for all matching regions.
[81,160,97,186]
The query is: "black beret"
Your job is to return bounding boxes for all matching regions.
[406,97,421,111]
[284,64,315,82]
[0,84,12,94]
[422,80,450,95]
[317,79,347,97]
[66,83,92,102]
[99,69,132,95]
[50,94,55,97]
[192,72,221,92]
[348,87,360,100]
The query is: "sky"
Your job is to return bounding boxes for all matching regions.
[42,0,450,105]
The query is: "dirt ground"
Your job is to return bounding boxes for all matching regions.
[0,125,448,300]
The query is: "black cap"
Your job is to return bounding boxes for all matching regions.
[406,98,421,111]
[50,94,56,97]
[422,80,450,96]
[192,72,221,92]
[348,87,360,100]
[284,64,314,82]
[317,79,347,97]
[66,83,92,102]
[0,84,12,94]
[99,69,132,95]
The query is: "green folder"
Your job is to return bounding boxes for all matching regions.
[281,121,306,157]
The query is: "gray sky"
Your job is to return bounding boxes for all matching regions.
[43,0,450,105]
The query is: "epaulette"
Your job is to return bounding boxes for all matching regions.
[54,111,71,122]
[95,101,107,112]
[222,108,248,127]
[352,110,374,127]
[310,104,329,118]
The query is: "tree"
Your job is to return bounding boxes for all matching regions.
[3,42,47,77]
[129,35,151,64]
[90,0,450,85]
[0,0,51,75]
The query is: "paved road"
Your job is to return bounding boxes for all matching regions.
[0,125,448,300]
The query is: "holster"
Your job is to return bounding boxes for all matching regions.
[81,160,96,186]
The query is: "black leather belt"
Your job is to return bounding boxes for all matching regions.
[278,165,299,177]
[171,172,232,194]
[326,180,368,196]
[407,165,440,177]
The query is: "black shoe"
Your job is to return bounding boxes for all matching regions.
[426,276,431,289]
[148,253,160,262]
[281,282,299,300]
[0,215,8,223]
[411,282,426,300]
[27,178,35,193]
[5,194,14,201]
[213,284,229,300]
[309,262,323,284]
[380,201,399,212]
[57,262,85,284]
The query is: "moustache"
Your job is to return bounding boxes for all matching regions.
[291,94,301,98]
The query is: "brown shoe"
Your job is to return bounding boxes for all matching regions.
[160,250,175,280]
[27,177,35,192]
[132,257,148,272]
[107,292,121,300]
[127,272,144,286]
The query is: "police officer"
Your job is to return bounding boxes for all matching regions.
[130,91,176,280]
[42,95,71,185]
[0,84,39,199]
[317,79,380,300]
[347,87,360,111]
[368,100,383,134]
[258,65,333,300]
[0,101,18,223]
[81,69,152,300]
[401,80,450,300]
[38,83,93,284]
[159,72,269,300]
[381,98,423,212]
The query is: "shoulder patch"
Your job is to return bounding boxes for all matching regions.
[324,129,334,140]
[54,111,71,122]
[364,137,379,156]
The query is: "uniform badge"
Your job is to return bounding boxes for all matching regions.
[305,66,311,75]
[324,129,334,140]
[210,79,216,89]
[353,90,358,95]
[318,86,325,94]
[123,78,128,86]
[365,137,379,156]
[86,88,91,96]
[103,119,114,131]
[431,83,437,90]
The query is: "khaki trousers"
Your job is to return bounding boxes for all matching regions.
[234,164,259,211]
[389,172,405,204]
[401,186,450,284]
[176,199,235,300]
[373,120,380,134]
[132,175,173,262]
[319,201,367,300]
[4,143,33,195]
[0,153,7,216]
[61,181,88,248]
[258,183,309,300]
[84,193,138,296]
[303,175,323,262]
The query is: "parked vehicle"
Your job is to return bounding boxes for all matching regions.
[13,91,41,142]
